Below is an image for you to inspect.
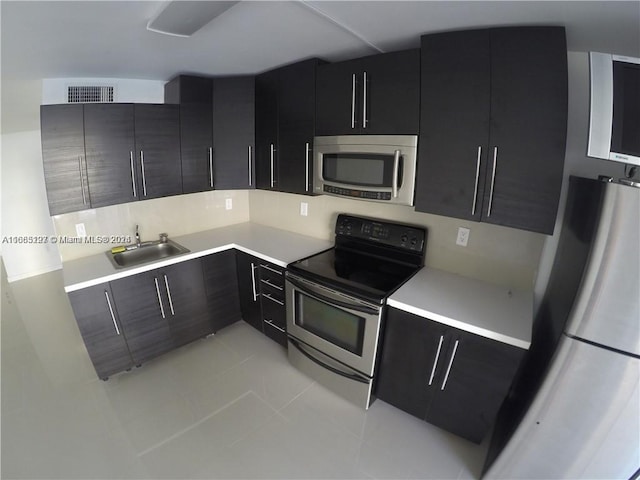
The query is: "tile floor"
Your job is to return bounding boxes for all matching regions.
[1,267,489,479]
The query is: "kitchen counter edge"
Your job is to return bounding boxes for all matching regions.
[388,268,533,350]
[62,222,333,293]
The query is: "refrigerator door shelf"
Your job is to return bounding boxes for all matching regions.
[485,335,640,479]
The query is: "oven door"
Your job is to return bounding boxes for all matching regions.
[285,273,382,377]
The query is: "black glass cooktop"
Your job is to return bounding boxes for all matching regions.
[287,247,421,303]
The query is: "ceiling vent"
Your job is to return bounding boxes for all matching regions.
[67,85,114,103]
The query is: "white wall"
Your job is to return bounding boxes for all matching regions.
[41,78,165,104]
[533,52,640,312]
[1,130,61,281]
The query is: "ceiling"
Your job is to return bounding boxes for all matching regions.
[1,1,639,132]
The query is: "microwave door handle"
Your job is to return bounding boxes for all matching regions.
[289,337,369,384]
[287,277,379,315]
[392,149,401,198]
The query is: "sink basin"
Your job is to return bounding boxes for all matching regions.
[106,239,190,269]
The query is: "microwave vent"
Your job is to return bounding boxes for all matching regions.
[67,85,114,103]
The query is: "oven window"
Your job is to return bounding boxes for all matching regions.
[295,291,365,356]
[322,153,402,188]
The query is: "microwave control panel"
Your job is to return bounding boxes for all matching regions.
[323,185,392,201]
[335,214,426,252]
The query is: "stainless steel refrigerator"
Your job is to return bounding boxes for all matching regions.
[485,176,639,479]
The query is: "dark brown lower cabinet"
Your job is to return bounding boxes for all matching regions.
[202,249,242,332]
[236,251,287,346]
[68,283,134,380]
[376,307,525,443]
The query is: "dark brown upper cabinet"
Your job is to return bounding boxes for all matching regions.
[255,58,322,195]
[166,74,255,193]
[415,27,568,235]
[315,49,420,136]
[41,104,89,215]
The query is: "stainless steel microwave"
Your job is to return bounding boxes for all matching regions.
[313,135,418,206]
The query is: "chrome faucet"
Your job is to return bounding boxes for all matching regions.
[135,224,141,247]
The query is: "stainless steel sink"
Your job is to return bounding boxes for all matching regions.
[106,239,190,269]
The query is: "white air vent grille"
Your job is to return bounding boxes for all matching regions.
[67,86,114,103]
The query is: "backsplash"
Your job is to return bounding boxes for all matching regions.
[249,190,545,291]
[52,190,250,261]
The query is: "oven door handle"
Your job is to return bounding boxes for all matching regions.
[287,276,379,315]
[289,337,369,384]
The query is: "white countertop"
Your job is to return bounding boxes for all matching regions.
[63,222,332,292]
[388,268,533,349]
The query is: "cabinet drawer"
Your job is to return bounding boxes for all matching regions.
[259,263,285,286]
[261,293,286,329]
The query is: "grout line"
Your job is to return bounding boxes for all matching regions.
[136,390,254,458]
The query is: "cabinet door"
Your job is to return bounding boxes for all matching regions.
[68,283,133,379]
[277,59,317,195]
[202,250,242,332]
[415,30,491,220]
[482,27,567,234]
[40,104,89,215]
[84,103,137,208]
[235,251,263,332]
[360,49,420,135]
[158,259,212,347]
[110,269,174,365]
[134,104,182,199]
[180,102,214,194]
[425,329,524,443]
[315,59,361,136]
[376,308,450,420]
[255,70,279,190]
[212,76,255,189]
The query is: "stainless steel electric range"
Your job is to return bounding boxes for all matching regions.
[286,214,427,408]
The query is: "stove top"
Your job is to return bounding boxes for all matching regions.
[287,214,427,303]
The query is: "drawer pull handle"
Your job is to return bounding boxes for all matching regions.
[154,276,166,319]
[441,340,459,391]
[264,318,285,333]
[260,278,283,291]
[428,335,444,386]
[262,293,284,306]
[104,291,120,335]
[260,264,282,275]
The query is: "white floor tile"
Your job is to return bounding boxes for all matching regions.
[1,266,488,479]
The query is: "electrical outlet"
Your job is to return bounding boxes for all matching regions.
[300,202,308,217]
[225,198,233,210]
[456,227,470,247]
[75,223,86,237]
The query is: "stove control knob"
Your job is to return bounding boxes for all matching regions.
[401,234,408,244]
[411,237,417,246]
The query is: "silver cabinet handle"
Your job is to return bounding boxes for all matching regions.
[130,151,137,198]
[305,142,311,192]
[428,335,444,386]
[140,151,147,197]
[104,290,120,335]
[248,145,252,187]
[163,274,175,316]
[262,293,284,306]
[209,147,214,189]
[472,146,482,216]
[362,71,368,129]
[264,318,285,333]
[260,264,282,275]
[260,278,283,291]
[78,156,87,205]
[269,143,275,188]
[250,262,258,302]
[351,73,357,129]
[487,147,498,217]
[154,277,166,319]
[441,340,459,391]
[392,149,401,198]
